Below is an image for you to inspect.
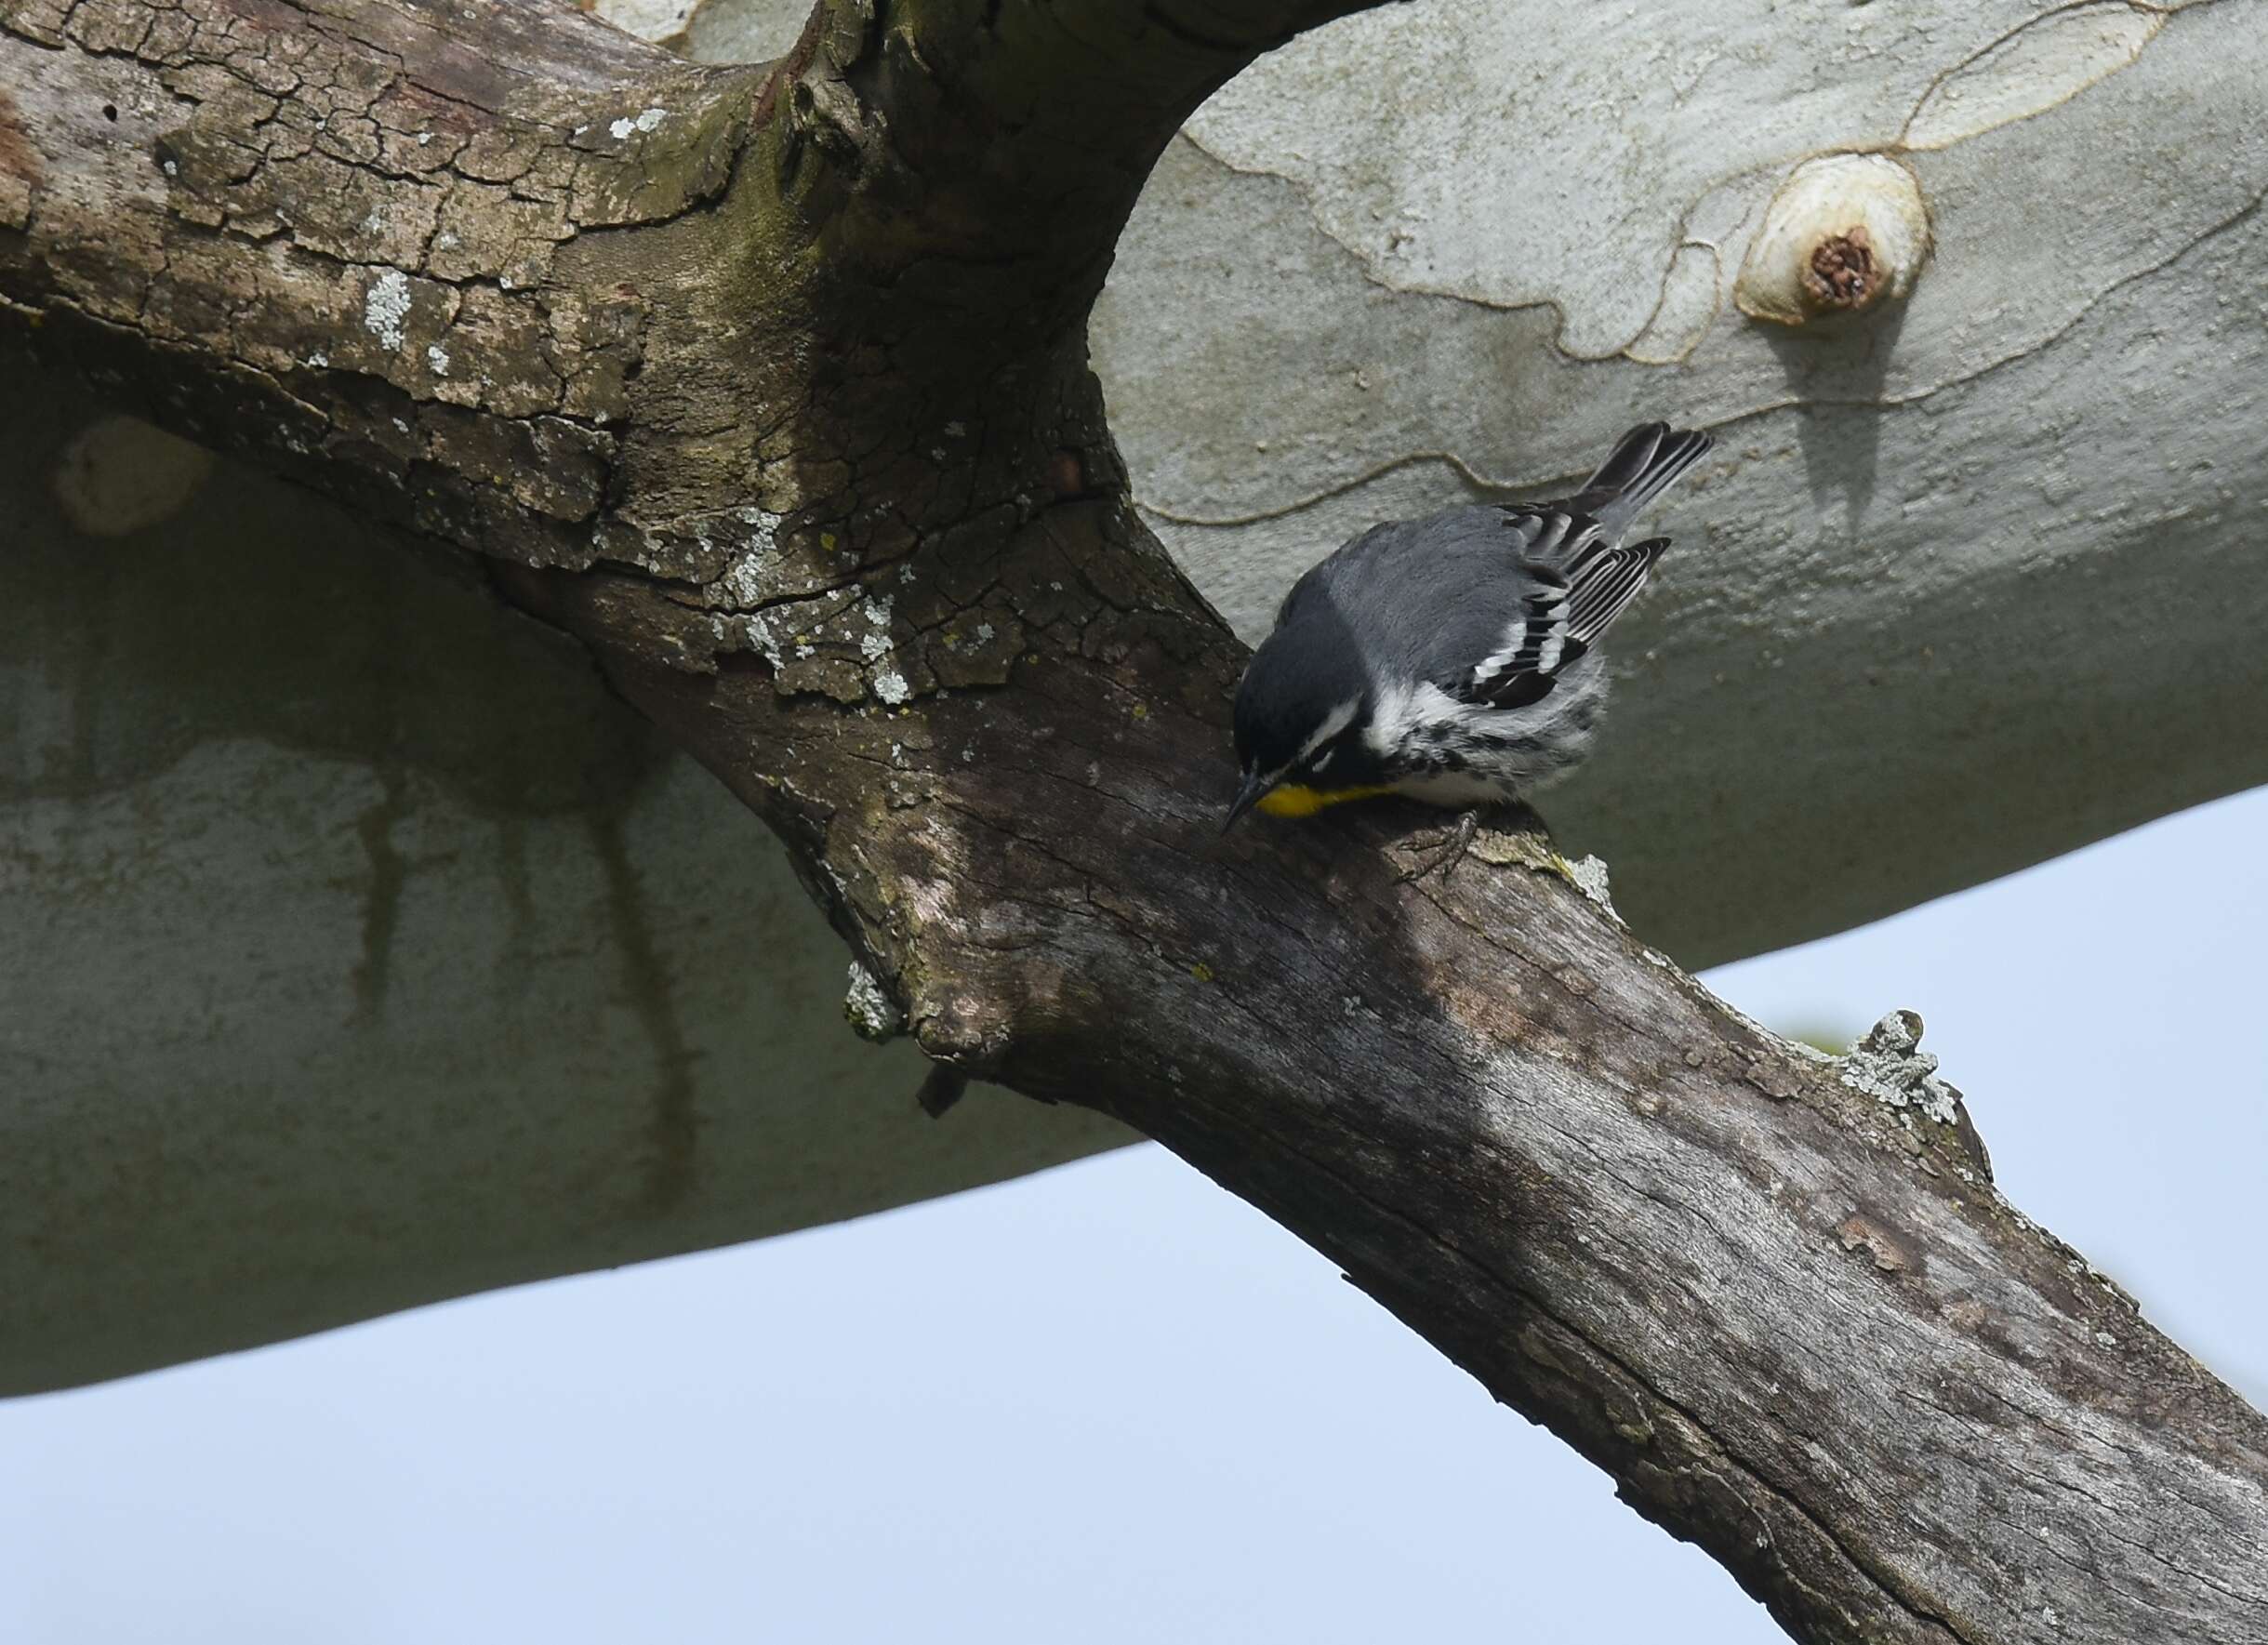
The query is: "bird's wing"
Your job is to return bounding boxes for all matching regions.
[1562,535,1672,647]
[1306,424,1707,713]
[1458,519,1671,710]
[1456,422,1711,708]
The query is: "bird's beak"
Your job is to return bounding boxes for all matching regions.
[1222,770,1272,833]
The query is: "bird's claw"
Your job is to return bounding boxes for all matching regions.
[1398,809,1483,884]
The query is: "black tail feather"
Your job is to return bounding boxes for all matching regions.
[1573,423,1713,541]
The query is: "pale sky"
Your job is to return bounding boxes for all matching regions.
[6,788,2264,1644]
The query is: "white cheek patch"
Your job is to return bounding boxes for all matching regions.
[1369,679,1461,754]
[1368,679,1514,765]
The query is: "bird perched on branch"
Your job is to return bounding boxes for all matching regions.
[1223,421,1714,865]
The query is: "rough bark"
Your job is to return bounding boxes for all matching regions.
[9,0,2268,1399]
[5,2,2266,1641]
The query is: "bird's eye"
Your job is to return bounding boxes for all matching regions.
[1309,748,1334,775]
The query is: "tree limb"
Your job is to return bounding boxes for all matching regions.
[6,0,2265,1639]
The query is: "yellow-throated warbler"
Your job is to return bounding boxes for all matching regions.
[1225,421,1713,831]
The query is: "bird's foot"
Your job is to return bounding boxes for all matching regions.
[1398,808,1484,884]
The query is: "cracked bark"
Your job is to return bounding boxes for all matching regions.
[5,0,2266,1640]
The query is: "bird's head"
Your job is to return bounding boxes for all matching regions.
[1225,627,1391,829]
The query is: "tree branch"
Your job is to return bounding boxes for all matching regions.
[1,0,782,564]
[757,0,1384,338]
[515,491,2268,1645]
[6,0,2265,1639]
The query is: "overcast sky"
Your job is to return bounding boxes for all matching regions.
[6,787,2264,1645]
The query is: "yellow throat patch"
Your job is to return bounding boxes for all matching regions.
[1254,782,1396,818]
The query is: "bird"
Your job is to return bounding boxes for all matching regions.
[1223,421,1714,865]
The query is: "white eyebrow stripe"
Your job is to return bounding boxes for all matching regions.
[1297,697,1361,762]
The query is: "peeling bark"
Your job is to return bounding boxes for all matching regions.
[5,1,2266,1641]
